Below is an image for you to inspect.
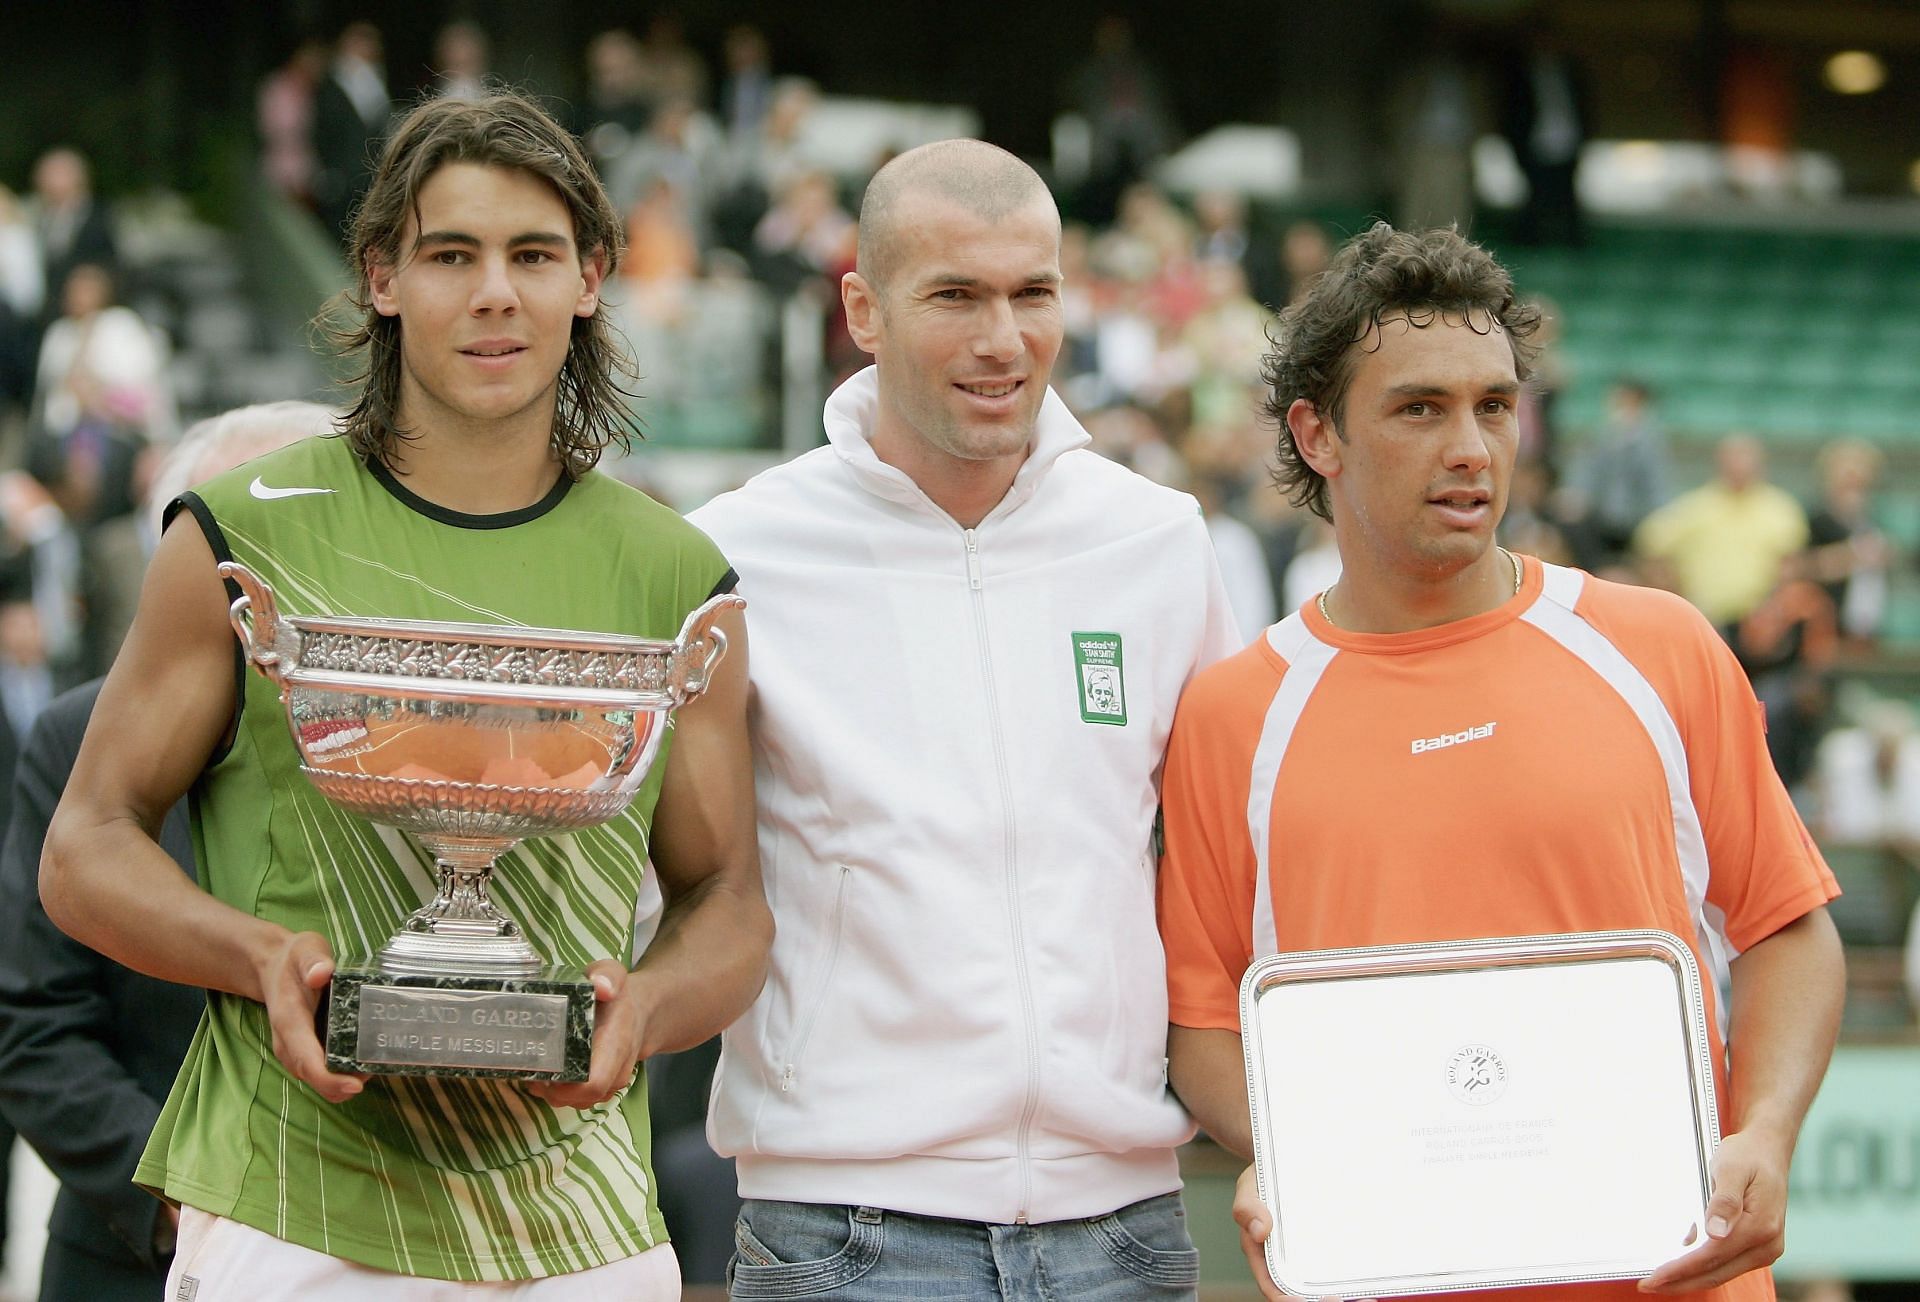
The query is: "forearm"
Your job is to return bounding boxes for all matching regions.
[43,808,287,1001]
[627,868,773,1059]
[1725,907,1845,1148]
[1168,1023,1255,1160]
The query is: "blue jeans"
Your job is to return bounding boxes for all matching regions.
[727,1193,1199,1300]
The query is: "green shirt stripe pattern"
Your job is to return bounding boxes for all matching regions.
[134,435,732,1281]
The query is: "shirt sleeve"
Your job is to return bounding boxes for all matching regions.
[1157,653,1269,1031]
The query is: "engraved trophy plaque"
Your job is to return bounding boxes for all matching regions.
[219,561,743,1083]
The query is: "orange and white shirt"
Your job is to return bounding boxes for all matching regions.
[1159,556,1837,1302]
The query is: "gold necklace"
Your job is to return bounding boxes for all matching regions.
[1317,548,1524,628]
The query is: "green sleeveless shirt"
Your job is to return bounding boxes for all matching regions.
[134,434,733,1280]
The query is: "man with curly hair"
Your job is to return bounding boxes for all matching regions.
[1156,222,1843,1301]
[41,91,770,1299]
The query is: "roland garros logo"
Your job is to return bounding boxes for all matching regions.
[1446,1044,1508,1105]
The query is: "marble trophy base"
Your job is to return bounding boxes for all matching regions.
[327,964,594,1082]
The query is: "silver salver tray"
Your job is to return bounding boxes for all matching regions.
[1239,929,1720,1297]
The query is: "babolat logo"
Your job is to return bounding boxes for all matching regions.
[1411,722,1497,755]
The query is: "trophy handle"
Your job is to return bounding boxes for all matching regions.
[672,593,747,702]
[216,560,286,685]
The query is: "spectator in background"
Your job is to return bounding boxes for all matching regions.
[1729,558,1836,788]
[0,676,197,1302]
[606,93,723,241]
[28,263,168,553]
[622,177,701,306]
[1498,458,1573,566]
[431,20,491,102]
[312,20,390,244]
[749,169,854,297]
[1185,424,1276,642]
[1054,223,1102,395]
[577,30,655,174]
[27,149,116,330]
[1805,437,1895,650]
[1067,14,1179,224]
[1389,20,1480,234]
[1636,432,1808,628]
[0,188,46,326]
[1514,295,1566,473]
[0,472,81,689]
[1500,18,1591,247]
[0,186,43,416]
[1560,377,1670,570]
[28,263,169,528]
[256,38,326,208]
[1194,189,1288,318]
[1081,401,1185,488]
[1192,190,1249,269]
[1815,691,1920,846]
[718,24,775,142]
[0,594,55,745]
[1197,473,1274,644]
[1180,261,1270,428]
[1273,219,1331,309]
[0,402,326,1302]
[714,76,821,250]
[639,13,709,110]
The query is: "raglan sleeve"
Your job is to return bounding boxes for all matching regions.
[1157,653,1266,1032]
[1677,609,1839,953]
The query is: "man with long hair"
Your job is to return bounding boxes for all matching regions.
[1158,222,1843,1301]
[42,92,770,1299]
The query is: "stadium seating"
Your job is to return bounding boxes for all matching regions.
[1501,221,1920,650]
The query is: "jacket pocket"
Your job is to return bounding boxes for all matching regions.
[778,864,850,1094]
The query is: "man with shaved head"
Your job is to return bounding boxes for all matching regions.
[690,140,1238,1298]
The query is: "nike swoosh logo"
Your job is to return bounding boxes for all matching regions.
[249,476,337,500]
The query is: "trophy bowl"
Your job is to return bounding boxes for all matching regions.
[219,560,744,1080]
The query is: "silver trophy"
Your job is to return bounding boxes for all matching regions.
[219,561,743,1082]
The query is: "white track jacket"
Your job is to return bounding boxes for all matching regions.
[689,367,1241,1225]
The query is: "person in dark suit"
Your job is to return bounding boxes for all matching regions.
[312,21,391,245]
[28,150,116,330]
[0,680,202,1301]
[1498,24,1591,247]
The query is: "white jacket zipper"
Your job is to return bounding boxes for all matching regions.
[962,527,1040,1222]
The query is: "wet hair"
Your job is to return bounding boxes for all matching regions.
[1262,222,1541,521]
[327,90,633,478]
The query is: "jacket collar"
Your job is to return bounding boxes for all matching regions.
[822,366,1090,523]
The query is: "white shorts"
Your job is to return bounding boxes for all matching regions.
[165,1207,681,1301]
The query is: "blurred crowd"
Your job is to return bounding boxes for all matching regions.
[0,146,176,822]
[0,14,1914,865]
